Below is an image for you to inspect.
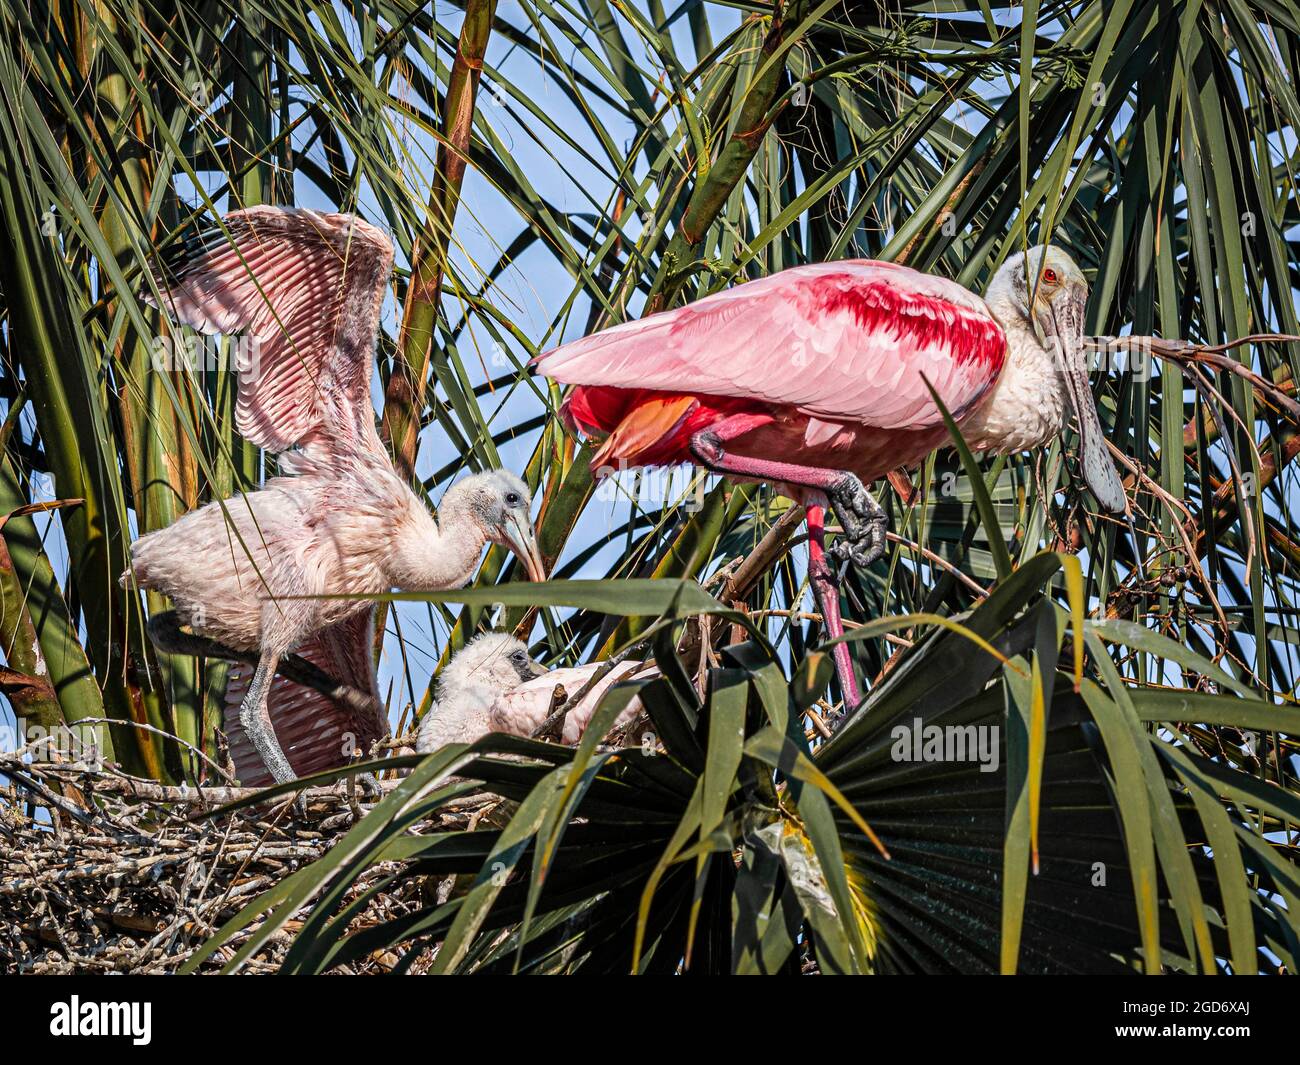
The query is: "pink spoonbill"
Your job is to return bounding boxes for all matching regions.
[126,207,546,787]
[535,246,1126,711]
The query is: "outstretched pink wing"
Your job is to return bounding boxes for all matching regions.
[147,206,393,459]
[223,609,385,786]
[536,260,1006,430]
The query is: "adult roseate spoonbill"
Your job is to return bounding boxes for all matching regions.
[415,634,648,752]
[535,246,1125,710]
[126,207,546,787]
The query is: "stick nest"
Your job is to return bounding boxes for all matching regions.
[0,753,479,974]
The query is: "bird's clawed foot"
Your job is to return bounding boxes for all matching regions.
[352,771,382,800]
[827,474,887,568]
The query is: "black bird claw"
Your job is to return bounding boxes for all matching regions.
[830,538,876,568]
[829,474,868,515]
[827,474,888,569]
[848,492,877,521]
[830,525,887,568]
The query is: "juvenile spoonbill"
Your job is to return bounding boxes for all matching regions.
[127,207,546,786]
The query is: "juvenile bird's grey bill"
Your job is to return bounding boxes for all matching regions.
[503,512,547,581]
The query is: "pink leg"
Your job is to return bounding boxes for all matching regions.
[689,416,886,568]
[806,505,863,712]
[690,415,880,717]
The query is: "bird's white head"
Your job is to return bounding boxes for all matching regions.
[416,632,547,754]
[387,469,546,592]
[460,470,547,581]
[986,245,1126,514]
[441,632,548,694]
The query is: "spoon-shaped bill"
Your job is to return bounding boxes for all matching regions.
[501,511,547,581]
[1051,286,1126,514]
[1061,366,1126,513]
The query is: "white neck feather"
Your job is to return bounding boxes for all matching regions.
[386,481,488,592]
[960,289,1066,455]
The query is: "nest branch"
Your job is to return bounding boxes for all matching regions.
[0,753,493,974]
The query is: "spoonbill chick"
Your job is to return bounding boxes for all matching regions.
[416,634,647,753]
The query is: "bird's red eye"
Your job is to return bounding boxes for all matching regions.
[1042,268,1058,284]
